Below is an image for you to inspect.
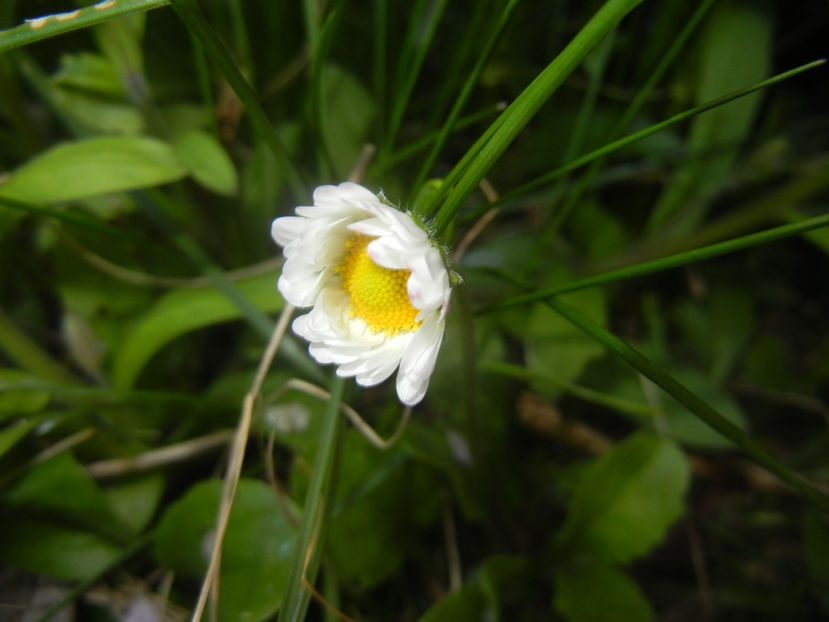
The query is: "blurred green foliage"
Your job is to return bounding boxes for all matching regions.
[0,1,828,621]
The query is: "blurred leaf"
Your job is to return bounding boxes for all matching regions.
[55,90,144,135]
[647,3,772,232]
[419,555,527,622]
[327,432,440,588]
[674,287,754,381]
[0,417,41,459]
[0,517,122,580]
[418,582,486,622]
[7,453,127,535]
[525,285,606,400]
[154,478,296,622]
[112,270,284,390]
[173,130,238,196]
[804,511,829,612]
[556,432,690,563]
[52,52,125,96]
[554,560,653,622]
[320,64,374,179]
[0,136,187,205]
[102,473,165,535]
[0,369,51,417]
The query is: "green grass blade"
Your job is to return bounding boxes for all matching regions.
[431,0,646,234]
[410,0,521,201]
[544,296,829,516]
[481,212,829,312]
[383,0,449,154]
[0,0,169,56]
[277,375,346,622]
[532,0,715,250]
[494,59,826,208]
[168,0,306,201]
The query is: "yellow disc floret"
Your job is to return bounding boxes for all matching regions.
[338,234,421,334]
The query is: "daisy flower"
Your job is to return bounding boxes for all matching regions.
[271,182,452,406]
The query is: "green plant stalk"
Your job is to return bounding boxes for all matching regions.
[0,309,78,384]
[482,212,829,312]
[0,0,169,55]
[278,374,346,622]
[431,0,647,234]
[410,0,521,201]
[493,59,826,208]
[169,0,306,201]
[545,296,829,516]
[372,0,388,146]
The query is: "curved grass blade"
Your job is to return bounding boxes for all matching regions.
[481,212,829,312]
[0,0,169,56]
[277,375,346,622]
[544,296,829,516]
[430,0,646,234]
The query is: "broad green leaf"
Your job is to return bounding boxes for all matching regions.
[0,517,122,580]
[554,560,653,622]
[153,478,296,622]
[320,64,374,180]
[0,136,187,205]
[556,432,690,563]
[525,285,606,400]
[173,130,238,196]
[112,270,284,390]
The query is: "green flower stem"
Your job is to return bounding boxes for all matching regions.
[430,0,646,233]
[544,296,829,516]
[481,212,829,312]
[493,59,826,209]
[0,309,78,384]
[169,0,306,201]
[0,0,169,56]
[278,374,346,622]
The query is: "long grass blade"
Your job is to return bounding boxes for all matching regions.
[544,296,829,516]
[430,0,646,234]
[0,0,169,56]
[494,59,826,208]
[481,212,829,312]
[277,375,346,622]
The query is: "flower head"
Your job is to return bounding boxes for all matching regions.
[272,182,451,406]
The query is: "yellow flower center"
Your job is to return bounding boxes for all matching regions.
[338,234,421,335]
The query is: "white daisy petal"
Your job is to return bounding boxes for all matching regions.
[271,182,452,406]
